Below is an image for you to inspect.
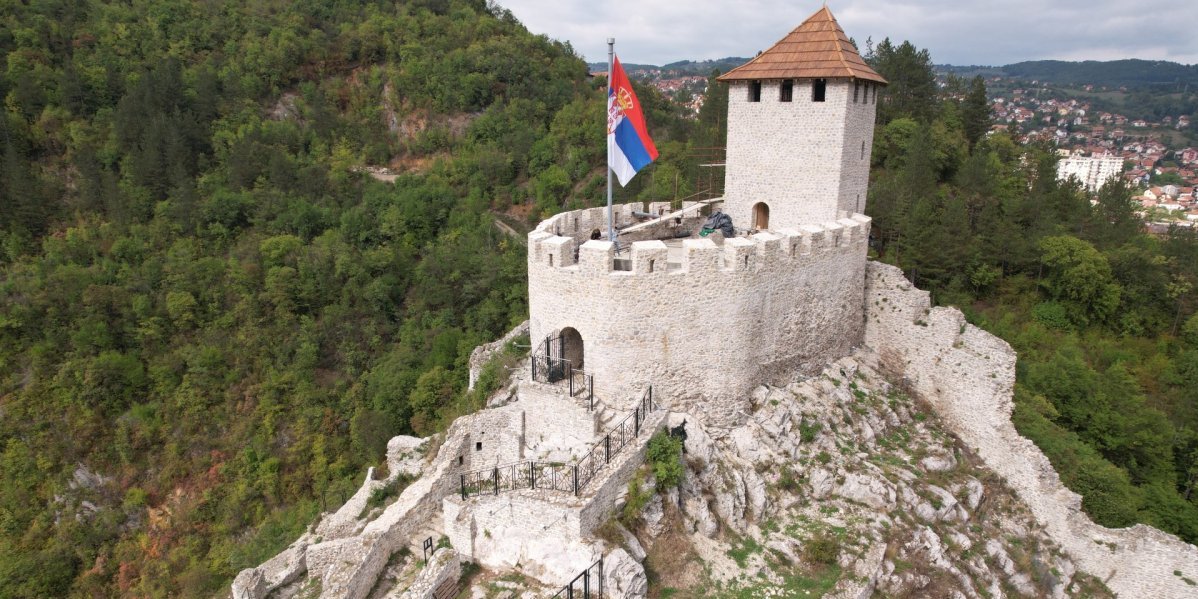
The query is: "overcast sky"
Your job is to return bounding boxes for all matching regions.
[495,0,1198,67]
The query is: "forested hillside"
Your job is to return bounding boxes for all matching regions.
[865,39,1198,545]
[6,1,1196,596]
[0,1,713,596]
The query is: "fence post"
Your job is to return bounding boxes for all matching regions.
[583,569,590,599]
[460,474,466,500]
[493,467,499,496]
[572,464,579,496]
[604,435,611,464]
[588,376,594,410]
[598,558,604,598]
[529,461,536,489]
[634,408,640,437]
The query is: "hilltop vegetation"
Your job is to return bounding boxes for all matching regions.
[4,1,1196,596]
[0,0,612,596]
[1002,59,1198,90]
[866,39,1198,545]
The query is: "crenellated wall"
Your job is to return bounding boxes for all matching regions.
[864,261,1198,598]
[528,203,871,428]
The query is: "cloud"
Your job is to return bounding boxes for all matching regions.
[495,0,1198,66]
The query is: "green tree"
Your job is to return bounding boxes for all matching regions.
[961,76,991,149]
[1037,235,1122,326]
[868,39,938,124]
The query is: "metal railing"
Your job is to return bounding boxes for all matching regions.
[569,367,594,409]
[530,334,595,410]
[549,558,603,599]
[458,386,658,499]
[532,353,569,384]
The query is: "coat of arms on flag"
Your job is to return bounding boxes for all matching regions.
[607,56,658,186]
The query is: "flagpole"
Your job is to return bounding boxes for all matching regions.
[606,37,615,244]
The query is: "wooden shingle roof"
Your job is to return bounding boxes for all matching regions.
[717,7,887,84]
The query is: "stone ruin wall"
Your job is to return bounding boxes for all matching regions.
[863,261,1198,597]
[467,320,529,391]
[528,204,871,429]
[441,411,666,585]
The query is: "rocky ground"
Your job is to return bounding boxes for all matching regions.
[252,349,1121,599]
[608,351,1116,599]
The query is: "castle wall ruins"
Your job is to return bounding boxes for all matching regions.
[528,204,870,428]
[441,410,666,585]
[864,261,1198,597]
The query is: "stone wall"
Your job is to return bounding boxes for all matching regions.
[443,410,666,585]
[397,548,460,599]
[529,206,870,428]
[519,382,599,462]
[467,320,528,391]
[723,79,877,229]
[456,405,524,471]
[863,261,1198,598]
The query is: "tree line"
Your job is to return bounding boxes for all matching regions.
[865,38,1198,542]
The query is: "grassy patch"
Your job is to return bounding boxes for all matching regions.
[726,535,762,568]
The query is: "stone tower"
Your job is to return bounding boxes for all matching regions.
[717,7,887,231]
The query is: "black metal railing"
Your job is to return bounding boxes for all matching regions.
[532,352,570,384]
[569,368,594,408]
[549,558,603,599]
[458,386,659,499]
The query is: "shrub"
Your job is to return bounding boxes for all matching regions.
[647,431,684,489]
[803,532,840,566]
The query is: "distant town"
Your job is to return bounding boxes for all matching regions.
[978,78,1197,227]
[604,60,1198,229]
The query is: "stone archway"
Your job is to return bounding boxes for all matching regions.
[752,202,770,230]
[560,327,584,370]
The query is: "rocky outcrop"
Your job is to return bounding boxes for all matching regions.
[865,261,1198,598]
[625,354,1114,598]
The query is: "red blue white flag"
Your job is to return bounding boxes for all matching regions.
[607,56,658,186]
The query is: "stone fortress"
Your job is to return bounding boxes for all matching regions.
[234,7,1198,599]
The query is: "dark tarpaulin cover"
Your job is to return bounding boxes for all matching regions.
[702,211,735,237]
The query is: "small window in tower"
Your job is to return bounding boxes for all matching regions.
[853,81,860,103]
[749,81,762,102]
[861,140,866,160]
[780,80,793,102]
[475,441,483,452]
[813,79,827,102]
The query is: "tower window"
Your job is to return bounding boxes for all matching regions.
[812,79,826,102]
[749,81,761,102]
[861,140,866,160]
[853,81,860,103]
[780,80,793,102]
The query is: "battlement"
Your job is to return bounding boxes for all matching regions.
[527,203,871,428]
[528,204,870,279]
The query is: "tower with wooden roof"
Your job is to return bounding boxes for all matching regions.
[718,6,886,231]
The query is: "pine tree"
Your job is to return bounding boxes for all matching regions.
[962,76,991,149]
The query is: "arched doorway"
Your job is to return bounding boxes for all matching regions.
[560,327,584,370]
[752,202,770,230]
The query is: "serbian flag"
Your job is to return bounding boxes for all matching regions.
[607,56,658,186]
